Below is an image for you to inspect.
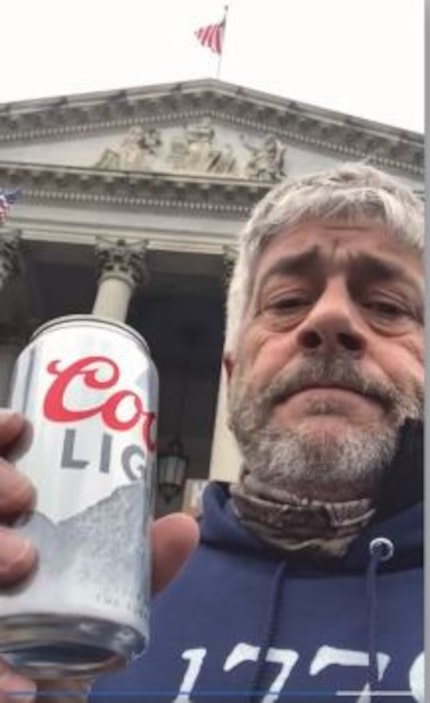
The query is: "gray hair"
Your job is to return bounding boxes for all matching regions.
[225,162,424,352]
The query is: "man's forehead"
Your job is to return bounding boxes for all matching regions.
[256,220,422,276]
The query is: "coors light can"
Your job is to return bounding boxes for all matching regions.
[0,315,158,678]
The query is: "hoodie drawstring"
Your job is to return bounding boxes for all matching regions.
[366,537,394,695]
[248,539,394,702]
[248,561,287,702]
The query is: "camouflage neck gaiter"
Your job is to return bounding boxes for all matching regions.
[230,472,375,559]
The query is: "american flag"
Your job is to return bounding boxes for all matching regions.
[0,189,19,224]
[195,17,225,55]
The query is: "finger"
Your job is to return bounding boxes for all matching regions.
[0,460,34,517]
[0,411,25,450]
[151,513,199,595]
[0,528,37,586]
[0,659,36,703]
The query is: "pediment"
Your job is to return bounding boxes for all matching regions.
[0,79,422,181]
[0,118,292,183]
[93,121,289,182]
[0,80,422,218]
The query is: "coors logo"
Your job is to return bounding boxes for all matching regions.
[39,355,157,482]
[44,355,156,450]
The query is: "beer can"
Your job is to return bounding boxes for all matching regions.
[0,314,158,678]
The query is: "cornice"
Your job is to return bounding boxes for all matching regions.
[0,82,423,179]
[0,162,268,217]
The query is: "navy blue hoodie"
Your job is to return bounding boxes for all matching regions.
[91,423,423,702]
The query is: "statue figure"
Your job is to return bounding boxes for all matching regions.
[118,126,147,170]
[184,118,216,170]
[243,133,286,181]
[168,118,237,175]
[95,148,120,170]
[186,117,215,146]
[136,128,162,156]
[95,127,162,171]
[208,144,237,175]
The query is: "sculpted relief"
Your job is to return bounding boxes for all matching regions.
[94,119,287,182]
[95,126,162,171]
[168,118,237,176]
[242,134,286,181]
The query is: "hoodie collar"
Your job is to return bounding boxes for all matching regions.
[200,421,423,573]
[373,419,423,520]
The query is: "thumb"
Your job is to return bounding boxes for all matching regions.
[151,513,199,595]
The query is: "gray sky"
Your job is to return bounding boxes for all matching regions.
[1,0,423,132]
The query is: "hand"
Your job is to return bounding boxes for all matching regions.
[0,410,199,702]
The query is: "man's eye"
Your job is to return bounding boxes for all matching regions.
[363,300,405,318]
[266,296,308,312]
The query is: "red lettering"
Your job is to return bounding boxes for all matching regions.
[142,410,157,452]
[44,357,119,422]
[43,356,156,452]
[101,391,143,431]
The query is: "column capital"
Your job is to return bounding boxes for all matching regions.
[0,229,21,288]
[95,237,149,288]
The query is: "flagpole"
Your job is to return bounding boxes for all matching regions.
[216,4,229,80]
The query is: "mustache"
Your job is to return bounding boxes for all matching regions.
[260,357,401,413]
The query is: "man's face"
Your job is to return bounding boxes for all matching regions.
[227,220,424,502]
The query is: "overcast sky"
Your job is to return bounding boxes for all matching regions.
[1,0,423,132]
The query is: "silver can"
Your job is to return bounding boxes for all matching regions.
[0,315,158,679]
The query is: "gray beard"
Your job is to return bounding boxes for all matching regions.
[228,357,423,503]
[233,421,396,502]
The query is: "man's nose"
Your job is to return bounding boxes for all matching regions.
[297,282,367,357]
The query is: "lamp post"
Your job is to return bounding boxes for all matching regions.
[157,324,201,504]
[157,439,188,503]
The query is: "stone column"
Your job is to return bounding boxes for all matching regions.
[0,231,23,404]
[0,229,21,291]
[208,246,242,484]
[0,336,24,404]
[93,237,148,322]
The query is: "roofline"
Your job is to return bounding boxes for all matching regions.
[0,78,422,141]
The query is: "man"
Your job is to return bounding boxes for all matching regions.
[0,163,423,701]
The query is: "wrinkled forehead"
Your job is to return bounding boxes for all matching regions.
[252,219,423,287]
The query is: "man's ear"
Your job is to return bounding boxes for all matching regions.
[223,352,235,383]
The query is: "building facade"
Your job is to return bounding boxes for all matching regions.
[0,79,423,515]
